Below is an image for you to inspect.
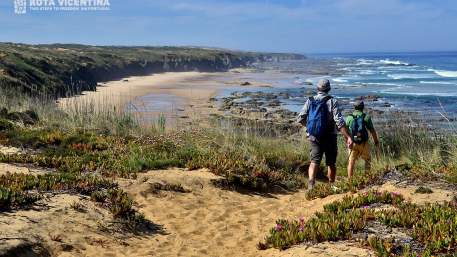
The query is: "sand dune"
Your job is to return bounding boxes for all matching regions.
[1,164,456,256]
[92,169,371,257]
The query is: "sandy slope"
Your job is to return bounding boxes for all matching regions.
[1,165,456,257]
[92,169,371,257]
[0,144,454,257]
[0,138,455,257]
[108,170,455,257]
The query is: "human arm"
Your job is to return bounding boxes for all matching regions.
[365,115,379,146]
[340,125,354,149]
[330,99,353,148]
[330,99,346,131]
[296,99,310,126]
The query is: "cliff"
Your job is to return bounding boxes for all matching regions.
[0,43,305,97]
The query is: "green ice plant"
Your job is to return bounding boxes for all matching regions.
[262,191,457,256]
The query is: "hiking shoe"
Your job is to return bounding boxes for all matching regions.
[307,180,315,191]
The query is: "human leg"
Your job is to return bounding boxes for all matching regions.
[308,140,323,189]
[327,165,336,183]
[360,142,372,172]
[325,134,338,183]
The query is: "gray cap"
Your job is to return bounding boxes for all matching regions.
[354,100,365,110]
[317,79,331,92]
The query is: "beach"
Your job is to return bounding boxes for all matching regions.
[57,69,277,128]
[57,72,220,127]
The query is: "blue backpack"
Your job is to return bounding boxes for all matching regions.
[306,96,332,139]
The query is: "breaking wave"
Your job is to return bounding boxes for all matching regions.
[429,69,457,78]
[333,78,348,83]
[379,59,410,66]
[388,73,434,80]
[419,81,455,85]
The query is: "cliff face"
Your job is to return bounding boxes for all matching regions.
[0,43,305,98]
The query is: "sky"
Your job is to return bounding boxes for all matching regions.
[1,0,457,53]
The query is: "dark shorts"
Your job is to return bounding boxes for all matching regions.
[309,134,338,166]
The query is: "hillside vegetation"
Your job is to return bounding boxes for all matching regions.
[0,43,304,97]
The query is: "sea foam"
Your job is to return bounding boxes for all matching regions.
[430,69,457,78]
[387,73,433,80]
[379,59,410,66]
[333,78,348,83]
[419,81,455,85]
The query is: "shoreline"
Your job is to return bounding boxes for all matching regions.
[57,71,226,127]
[56,69,285,128]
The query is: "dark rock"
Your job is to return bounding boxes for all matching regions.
[240,81,251,86]
[355,95,380,101]
[278,92,290,98]
[266,100,281,107]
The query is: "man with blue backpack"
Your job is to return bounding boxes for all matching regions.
[345,100,379,179]
[297,79,353,190]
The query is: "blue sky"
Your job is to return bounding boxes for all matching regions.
[1,0,456,53]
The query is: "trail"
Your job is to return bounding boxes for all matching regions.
[105,169,371,257]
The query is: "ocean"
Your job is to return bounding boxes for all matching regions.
[221,52,457,127]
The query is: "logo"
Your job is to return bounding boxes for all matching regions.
[14,0,27,14]
[14,0,111,14]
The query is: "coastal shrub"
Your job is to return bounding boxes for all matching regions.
[102,188,149,231]
[90,190,107,203]
[70,200,86,212]
[0,186,40,210]
[305,168,389,200]
[106,189,134,218]
[184,131,310,191]
[0,118,15,131]
[261,191,457,256]
[1,125,310,190]
[415,186,433,194]
[0,129,195,177]
[0,172,116,195]
[147,182,190,194]
[0,172,147,232]
[1,109,455,194]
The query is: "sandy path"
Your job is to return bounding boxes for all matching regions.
[83,169,372,257]
[85,169,456,257]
